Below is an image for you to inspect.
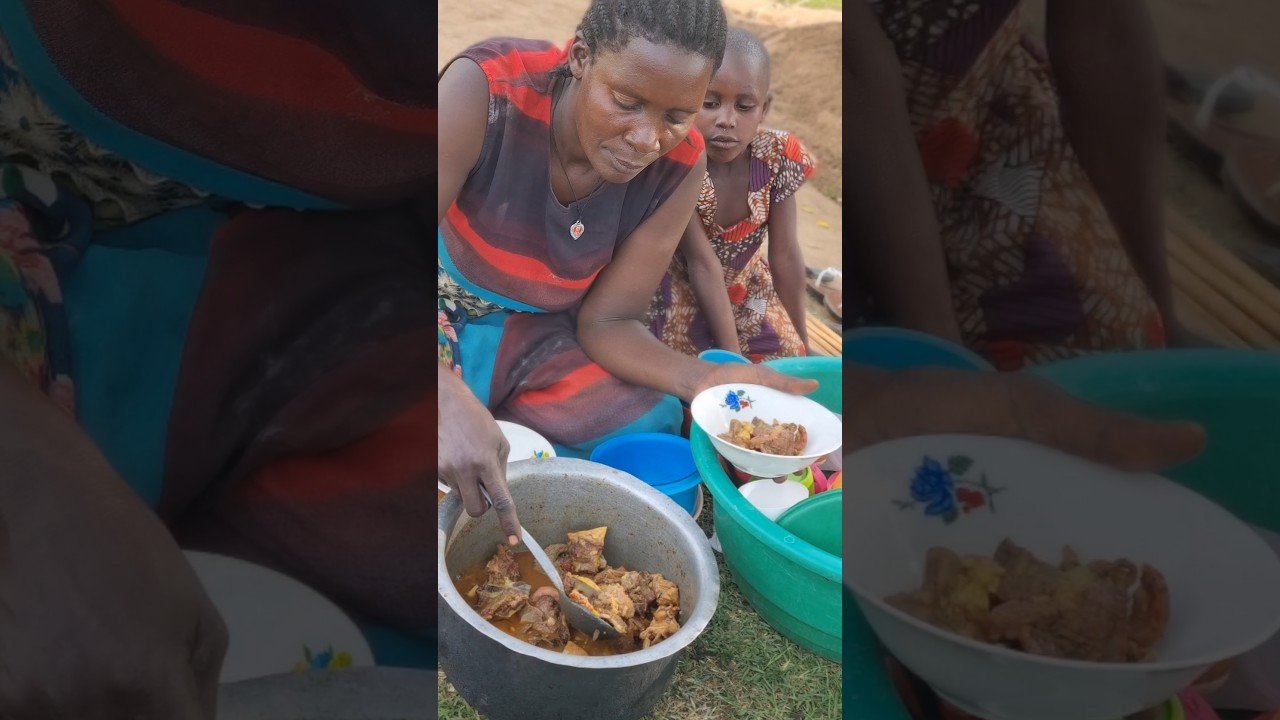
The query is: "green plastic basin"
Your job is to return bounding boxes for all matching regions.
[692,356,843,662]
[1028,349,1280,533]
[776,490,843,558]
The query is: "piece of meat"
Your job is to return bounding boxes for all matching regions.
[567,587,597,616]
[1022,571,1131,662]
[1086,558,1139,590]
[987,596,1057,646]
[994,539,1065,602]
[1128,564,1170,654]
[887,540,1170,664]
[476,581,531,620]
[566,527,608,574]
[640,605,681,648]
[517,587,569,647]
[593,567,628,585]
[594,583,635,634]
[620,571,657,614]
[611,632,639,654]
[650,574,679,608]
[718,418,808,455]
[485,543,522,586]
[921,546,965,596]
[544,544,574,575]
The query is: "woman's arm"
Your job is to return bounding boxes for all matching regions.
[842,362,1205,472]
[437,58,490,224]
[766,193,809,350]
[577,155,816,401]
[1046,0,1182,338]
[680,215,741,352]
[435,60,523,540]
[578,155,714,400]
[0,362,227,718]
[844,2,963,343]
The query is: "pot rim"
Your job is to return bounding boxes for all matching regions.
[437,457,720,669]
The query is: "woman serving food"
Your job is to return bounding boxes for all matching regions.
[436,0,819,544]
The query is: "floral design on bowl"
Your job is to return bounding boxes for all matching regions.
[892,455,1004,525]
[720,389,754,412]
[293,644,354,672]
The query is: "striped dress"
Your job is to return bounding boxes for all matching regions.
[438,38,704,456]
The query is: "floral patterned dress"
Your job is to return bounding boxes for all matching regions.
[648,128,816,362]
[0,30,208,415]
[847,0,1166,371]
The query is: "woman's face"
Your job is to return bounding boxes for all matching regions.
[567,36,714,183]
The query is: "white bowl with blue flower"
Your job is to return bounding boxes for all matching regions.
[843,434,1280,720]
[690,383,842,479]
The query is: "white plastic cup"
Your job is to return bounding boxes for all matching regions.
[738,479,809,521]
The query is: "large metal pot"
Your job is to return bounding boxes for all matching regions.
[437,458,720,720]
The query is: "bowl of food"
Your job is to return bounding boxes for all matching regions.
[844,434,1280,720]
[691,383,842,478]
[437,458,719,720]
[691,356,843,661]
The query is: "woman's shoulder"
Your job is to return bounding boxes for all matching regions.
[449,37,567,89]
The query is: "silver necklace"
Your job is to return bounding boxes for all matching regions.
[550,83,591,240]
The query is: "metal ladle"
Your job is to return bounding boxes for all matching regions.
[438,480,620,640]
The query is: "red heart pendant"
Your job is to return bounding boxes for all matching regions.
[570,220,584,240]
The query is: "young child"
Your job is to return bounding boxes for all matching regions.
[648,27,817,362]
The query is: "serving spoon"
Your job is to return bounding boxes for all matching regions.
[438,480,620,640]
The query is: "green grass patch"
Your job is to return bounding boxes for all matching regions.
[438,495,842,719]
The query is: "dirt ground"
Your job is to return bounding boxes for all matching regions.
[437,0,845,278]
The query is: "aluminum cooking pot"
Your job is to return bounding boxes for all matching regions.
[437,458,720,720]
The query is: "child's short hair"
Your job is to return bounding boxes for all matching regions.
[724,27,771,85]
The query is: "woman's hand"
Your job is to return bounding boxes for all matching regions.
[1,490,229,720]
[438,368,521,545]
[845,367,1206,473]
[0,364,227,720]
[690,361,820,399]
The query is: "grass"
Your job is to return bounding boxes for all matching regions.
[438,494,843,720]
[778,0,843,10]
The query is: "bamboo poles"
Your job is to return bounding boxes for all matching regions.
[1165,206,1280,348]
[806,311,843,356]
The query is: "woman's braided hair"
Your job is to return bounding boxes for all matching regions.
[552,0,728,78]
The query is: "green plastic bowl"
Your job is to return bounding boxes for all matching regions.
[776,490,842,557]
[692,356,843,662]
[1027,349,1280,533]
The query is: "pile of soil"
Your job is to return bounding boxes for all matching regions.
[735,19,843,202]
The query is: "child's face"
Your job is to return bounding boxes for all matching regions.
[697,49,771,164]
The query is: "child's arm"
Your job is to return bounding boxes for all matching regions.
[766,194,808,351]
[844,1,963,343]
[680,216,741,353]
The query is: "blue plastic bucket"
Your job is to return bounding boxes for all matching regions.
[698,348,751,364]
[590,433,702,514]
